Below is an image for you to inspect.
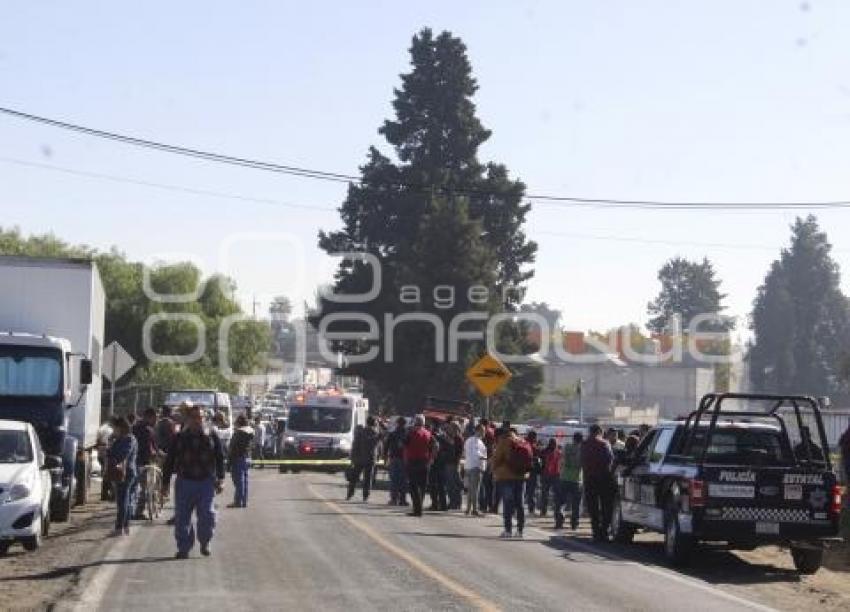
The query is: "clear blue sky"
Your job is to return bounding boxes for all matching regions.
[2,1,850,337]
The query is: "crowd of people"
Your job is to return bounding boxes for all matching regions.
[102,404,850,557]
[345,415,657,541]
[102,401,261,559]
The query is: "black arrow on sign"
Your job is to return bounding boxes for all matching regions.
[474,367,508,379]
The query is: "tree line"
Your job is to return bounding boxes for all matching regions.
[0,228,271,398]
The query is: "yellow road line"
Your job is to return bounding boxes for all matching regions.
[307,482,501,612]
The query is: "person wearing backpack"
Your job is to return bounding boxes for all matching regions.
[491,427,531,538]
[539,438,561,516]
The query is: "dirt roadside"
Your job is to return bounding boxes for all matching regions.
[616,530,850,611]
[0,496,118,611]
[728,542,850,611]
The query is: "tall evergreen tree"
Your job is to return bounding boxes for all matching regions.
[749,215,850,395]
[314,29,539,413]
[647,256,734,334]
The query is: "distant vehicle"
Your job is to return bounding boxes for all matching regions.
[231,395,253,415]
[259,393,287,416]
[280,391,368,473]
[164,389,233,447]
[611,393,842,574]
[536,424,587,447]
[0,420,53,555]
[272,383,298,396]
[0,256,104,522]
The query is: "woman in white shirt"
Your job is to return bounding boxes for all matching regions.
[463,425,488,516]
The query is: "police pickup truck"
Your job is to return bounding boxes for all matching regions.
[611,393,842,574]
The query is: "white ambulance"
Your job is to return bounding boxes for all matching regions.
[280,391,369,471]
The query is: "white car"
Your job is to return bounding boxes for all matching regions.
[0,420,51,554]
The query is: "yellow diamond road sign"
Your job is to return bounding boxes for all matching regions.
[466,353,512,397]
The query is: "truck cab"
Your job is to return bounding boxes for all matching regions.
[0,333,92,521]
[612,393,842,574]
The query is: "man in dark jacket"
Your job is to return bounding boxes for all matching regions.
[581,424,615,542]
[227,415,254,508]
[429,424,452,511]
[384,417,408,506]
[155,405,176,452]
[443,421,464,510]
[162,402,225,559]
[347,416,382,502]
[840,423,850,482]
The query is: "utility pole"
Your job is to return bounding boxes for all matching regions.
[109,343,117,418]
[577,378,584,424]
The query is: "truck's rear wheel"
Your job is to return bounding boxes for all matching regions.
[791,546,823,574]
[74,455,90,506]
[51,478,74,523]
[610,497,636,544]
[663,500,693,566]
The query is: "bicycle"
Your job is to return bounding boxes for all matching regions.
[138,463,165,521]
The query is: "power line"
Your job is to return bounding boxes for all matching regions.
[0,106,357,184]
[0,157,338,213]
[534,230,780,252]
[4,155,835,254]
[3,105,850,210]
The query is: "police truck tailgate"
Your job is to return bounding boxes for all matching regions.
[697,465,840,540]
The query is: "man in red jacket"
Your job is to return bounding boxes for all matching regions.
[404,415,436,517]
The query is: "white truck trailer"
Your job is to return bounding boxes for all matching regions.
[0,256,105,521]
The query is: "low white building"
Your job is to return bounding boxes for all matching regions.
[539,358,715,421]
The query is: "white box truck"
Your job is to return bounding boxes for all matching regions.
[0,256,104,522]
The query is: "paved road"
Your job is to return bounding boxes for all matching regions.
[63,470,781,611]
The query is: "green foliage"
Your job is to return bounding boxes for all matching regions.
[647,257,734,334]
[132,362,238,397]
[314,28,538,414]
[0,226,270,392]
[517,403,559,423]
[750,216,850,396]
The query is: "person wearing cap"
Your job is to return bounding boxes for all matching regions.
[161,401,226,559]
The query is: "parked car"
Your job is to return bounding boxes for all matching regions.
[0,420,52,554]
